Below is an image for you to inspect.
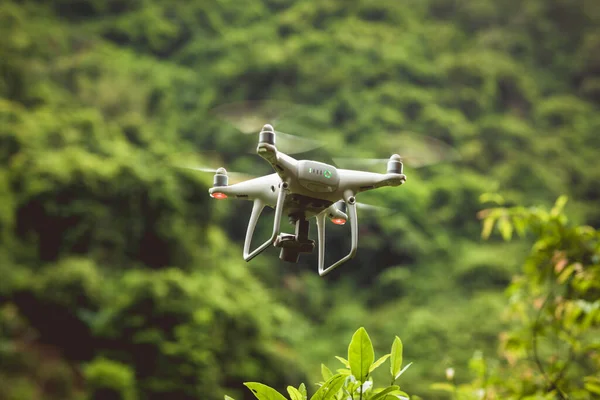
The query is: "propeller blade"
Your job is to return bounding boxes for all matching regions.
[332,133,460,172]
[210,100,297,133]
[211,100,325,155]
[167,152,261,184]
[332,156,437,170]
[270,130,324,155]
[333,200,393,216]
[356,202,393,215]
[173,165,257,184]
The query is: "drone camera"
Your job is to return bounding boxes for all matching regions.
[274,213,315,263]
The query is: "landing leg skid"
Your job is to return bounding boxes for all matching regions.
[316,193,358,276]
[243,182,288,261]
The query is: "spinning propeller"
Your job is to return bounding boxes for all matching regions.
[210,100,324,155]
[332,133,460,172]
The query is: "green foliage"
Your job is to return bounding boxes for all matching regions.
[434,197,600,399]
[228,327,410,400]
[1,0,599,399]
[84,357,137,400]
[348,327,375,383]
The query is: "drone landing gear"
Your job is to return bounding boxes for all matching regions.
[243,182,288,262]
[315,193,359,276]
[274,215,315,263]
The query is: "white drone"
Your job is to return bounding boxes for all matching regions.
[205,123,406,277]
[180,101,455,276]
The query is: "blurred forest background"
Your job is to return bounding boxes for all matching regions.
[1,0,599,399]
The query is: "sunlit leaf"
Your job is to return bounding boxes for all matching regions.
[298,383,307,399]
[335,356,350,368]
[557,264,575,284]
[479,193,504,205]
[244,382,288,400]
[430,382,455,392]
[395,391,410,400]
[395,362,412,380]
[481,216,495,239]
[512,215,527,236]
[321,364,333,381]
[551,195,568,217]
[584,381,600,395]
[390,336,403,380]
[309,374,345,400]
[497,216,513,241]
[287,386,304,400]
[369,354,391,373]
[348,327,375,383]
[370,385,400,400]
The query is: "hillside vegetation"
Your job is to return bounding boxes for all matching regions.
[1,0,599,399]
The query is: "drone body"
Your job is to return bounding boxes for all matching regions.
[208,124,406,276]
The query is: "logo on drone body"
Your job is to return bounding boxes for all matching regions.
[308,167,332,179]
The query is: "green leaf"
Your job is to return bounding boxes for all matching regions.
[551,195,568,216]
[348,327,375,382]
[370,386,400,400]
[511,215,527,236]
[244,382,288,400]
[557,264,575,283]
[395,362,413,379]
[225,396,236,400]
[310,374,346,400]
[430,382,455,392]
[390,336,403,380]
[584,382,600,395]
[481,216,495,239]
[287,386,304,400]
[298,383,307,400]
[335,356,350,368]
[392,391,410,400]
[369,353,391,373]
[321,364,333,381]
[479,193,504,205]
[497,216,513,241]
[337,368,352,375]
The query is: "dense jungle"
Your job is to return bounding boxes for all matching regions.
[1,0,599,399]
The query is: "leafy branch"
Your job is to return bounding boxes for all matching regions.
[226,327,412,400]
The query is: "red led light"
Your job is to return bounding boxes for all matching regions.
[211,192,228,199]
[331,218,346,225]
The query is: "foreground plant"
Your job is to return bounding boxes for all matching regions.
[226,327,412,400]
[432,196,600,399]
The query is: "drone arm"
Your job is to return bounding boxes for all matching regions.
[257,142,298,182]
[316,194,359,276]
[243,182,288,262]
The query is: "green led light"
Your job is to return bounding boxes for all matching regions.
[324,170,332,178]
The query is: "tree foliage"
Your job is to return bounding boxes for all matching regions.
[435,197,600,399]
[1,0,599,399]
